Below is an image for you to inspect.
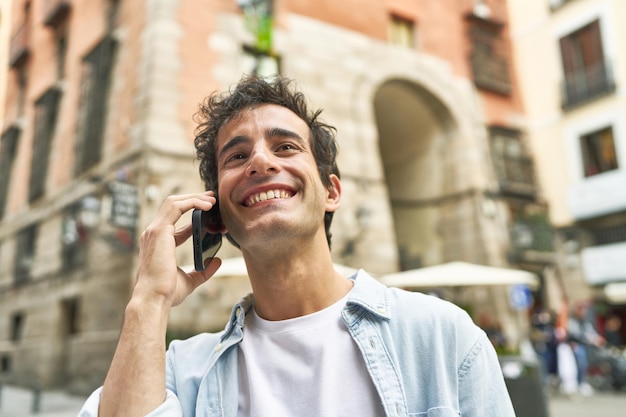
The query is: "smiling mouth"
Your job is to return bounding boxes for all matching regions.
[245,189,294,207]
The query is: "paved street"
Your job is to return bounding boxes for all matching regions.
[1,384,626,416]
[0,385,85,417]
[549,391,626,417]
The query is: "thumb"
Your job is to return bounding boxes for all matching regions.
[178,258,222,301]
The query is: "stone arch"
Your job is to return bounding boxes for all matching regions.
[347,60,493,271]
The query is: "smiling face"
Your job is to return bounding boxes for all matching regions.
[215,104,341,252]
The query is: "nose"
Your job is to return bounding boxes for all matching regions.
[245,144,279,177]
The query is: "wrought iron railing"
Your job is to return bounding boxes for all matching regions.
[561,59,616,109]
[498,156,535,190]
[510,215,554,252]
[592,223,626,246]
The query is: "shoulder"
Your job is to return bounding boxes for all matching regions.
[351,270,484,357]
[352,269,476,329]
[387,285,479,338]
[390,285,469,317]
[167,331,224,362]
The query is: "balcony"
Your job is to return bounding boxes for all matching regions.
[466,13,511,96]
[496,156,536,197]
[510,215,553,248]
[9,24,30,68]
[592,223,626,246]
[43,0,71,27]
[561,59,616,109]
[508,212,555,264]
[568,170,626,220]
[581,241,626,285]
[490,127,537,198]
[471,51,511,96]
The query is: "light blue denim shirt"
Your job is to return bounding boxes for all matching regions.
[80,270,515,416]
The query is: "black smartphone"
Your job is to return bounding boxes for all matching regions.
[192,206,223,271]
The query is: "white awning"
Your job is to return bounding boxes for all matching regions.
[183,256,358,278]
[604,282,626,304]
[379,262,539,289]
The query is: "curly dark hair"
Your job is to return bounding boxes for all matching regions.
[194,76,340,248]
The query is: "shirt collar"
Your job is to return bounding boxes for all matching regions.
[346,269,392,320]
[221,268,391,340]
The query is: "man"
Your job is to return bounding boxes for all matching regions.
[568,301,606,395]
[79,76,515,416]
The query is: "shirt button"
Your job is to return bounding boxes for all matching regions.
[214,343,223,352]
[377,307,386,314]
[369,337,376,348]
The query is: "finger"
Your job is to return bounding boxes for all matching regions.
[179,257,222,298]
[154,193,217,227]
[157,191,216,210]
[174,223,193,246]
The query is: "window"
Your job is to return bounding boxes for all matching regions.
[62,297,81,335]
[14,225,37,285]
[560,20,614,108]
[43,0,71,27]
[29,87,61,202]
[0,125,21,219]
[9,2,31,68]
[489,127,535,195]
[0,355,11,372]
[10,312,25,342]
[61,206,88,270]
[56,29,68,80]
[17,68,28,117]
[580,126,618,177]
[389,15,415,48]
[467,16,510,95]
[74,37,117,175]
[42,0,71,77]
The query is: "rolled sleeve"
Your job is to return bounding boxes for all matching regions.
[77,387,183,417]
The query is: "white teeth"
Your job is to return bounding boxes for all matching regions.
[247,190,292,206]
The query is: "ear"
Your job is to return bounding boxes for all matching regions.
[208,222,228,235]
[207,207,228,235]
[325,174,341,212]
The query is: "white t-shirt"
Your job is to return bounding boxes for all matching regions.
[237,293,385,417]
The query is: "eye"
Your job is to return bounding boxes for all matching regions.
[276,143,299,152]
[225,152,247,163]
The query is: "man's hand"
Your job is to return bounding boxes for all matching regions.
[133,191,222,307]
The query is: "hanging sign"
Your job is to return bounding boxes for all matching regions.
[109,181,138,229]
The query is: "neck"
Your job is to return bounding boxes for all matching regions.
[241,241,353,321]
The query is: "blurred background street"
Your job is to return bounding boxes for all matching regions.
[550,391,626,417]
[1,0,626,414]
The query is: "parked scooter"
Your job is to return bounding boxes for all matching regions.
[587,345,626,391]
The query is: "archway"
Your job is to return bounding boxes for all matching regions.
[374,79,457,270]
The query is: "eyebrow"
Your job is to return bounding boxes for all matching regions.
[265,127,306,143]
[218,135,248,162]
[218,127,307,161]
